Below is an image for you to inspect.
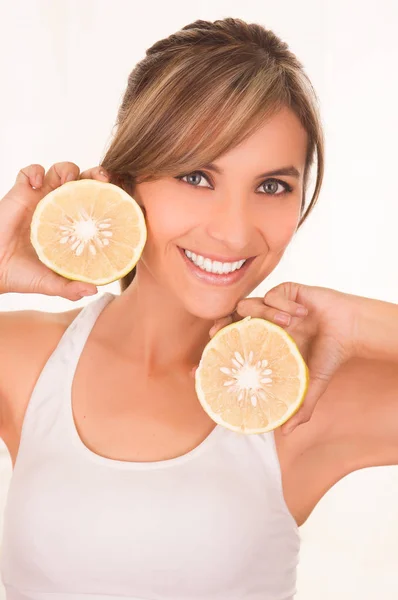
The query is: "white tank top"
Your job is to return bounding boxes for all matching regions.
[0,292,300,600]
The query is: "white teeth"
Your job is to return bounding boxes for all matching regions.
[183,249,247,274]
[213,261,223,274]
[222,262,230,274]
[203,258,212,272]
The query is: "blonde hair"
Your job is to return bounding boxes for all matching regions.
[101,17,324,292]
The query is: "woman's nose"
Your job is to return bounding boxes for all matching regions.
[205,198,254,251]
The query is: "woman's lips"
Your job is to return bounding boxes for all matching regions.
[178,246,255,286]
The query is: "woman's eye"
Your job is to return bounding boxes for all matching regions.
[176,171,211,188]
[176,172,292,195]
[259,179,291,195]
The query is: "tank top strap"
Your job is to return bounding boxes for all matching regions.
[58,291,116,376]
[14,292,116,460]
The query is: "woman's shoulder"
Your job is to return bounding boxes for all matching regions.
[0,305,82,382]
[0,304,83,443]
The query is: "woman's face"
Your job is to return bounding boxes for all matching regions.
[133,106,308,320]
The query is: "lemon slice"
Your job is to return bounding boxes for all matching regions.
[195,316,309,434]
[30,179,147,285]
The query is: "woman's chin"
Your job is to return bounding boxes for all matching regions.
[182,296,241,322]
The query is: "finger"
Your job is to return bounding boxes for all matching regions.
[281,373,330,435]
[2,166,46,230]
[33,267,98,301]
[15,164,46,191]
[209,315,233,338]
[189,365,198,378]
[262,288,308,318]
[41,162,80,195]
[79,166,110,182]
[265,281,301,304]
[236,297,293,328]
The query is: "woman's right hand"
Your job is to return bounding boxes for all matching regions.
[0,162,110,300]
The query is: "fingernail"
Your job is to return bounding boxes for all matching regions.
[274,312,291,326]
[79,289,97,297]
[99,170,108,179]
[34,174,42,187]
[66,173,75,182]
[296,305,308,317]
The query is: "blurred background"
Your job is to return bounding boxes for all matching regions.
[0,0,398,598]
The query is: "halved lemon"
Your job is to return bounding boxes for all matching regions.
[195,316,309,434]
[30,179,147,285]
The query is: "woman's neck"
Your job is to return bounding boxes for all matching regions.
[109,267,213,375]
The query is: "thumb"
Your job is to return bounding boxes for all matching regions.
[209,314,234,338]
[33,269,98,301]
[281,334,345,435]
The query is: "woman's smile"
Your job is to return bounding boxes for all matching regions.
[177,245,256,286]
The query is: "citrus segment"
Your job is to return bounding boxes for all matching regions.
[30,179,147,285]
[195,316,309,434]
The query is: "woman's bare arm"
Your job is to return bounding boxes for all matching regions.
[276,356,398,525]
[0,307,78,443]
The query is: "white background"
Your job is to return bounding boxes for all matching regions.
[1,0,398,598]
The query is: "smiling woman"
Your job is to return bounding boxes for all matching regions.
[101,17,324,295]
[8,13,398,600]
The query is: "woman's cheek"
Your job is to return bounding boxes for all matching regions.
[263,208,300,252]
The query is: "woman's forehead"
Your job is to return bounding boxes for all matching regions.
[212,107,308,175]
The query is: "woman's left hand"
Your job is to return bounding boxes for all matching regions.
[209,282,360,434]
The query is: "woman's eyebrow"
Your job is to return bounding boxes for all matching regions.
[201,163,300,179]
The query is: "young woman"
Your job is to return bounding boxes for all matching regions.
[0,16,397,600]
